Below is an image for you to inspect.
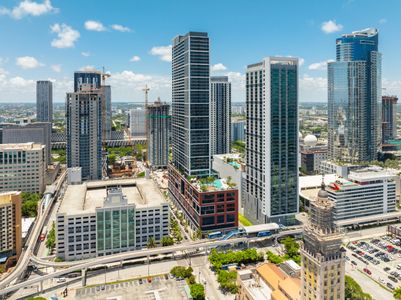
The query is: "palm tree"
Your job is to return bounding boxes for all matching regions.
[394,287,401,300]
[147,237,156,248]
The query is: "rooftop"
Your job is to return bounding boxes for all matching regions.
[0,142,44,151]
[257,263,287,290]
[58,178,166,215]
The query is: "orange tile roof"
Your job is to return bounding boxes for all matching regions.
[272,289,288,300]
[256,263,287,290]
[279,277,301,300]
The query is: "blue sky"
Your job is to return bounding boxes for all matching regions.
[0,0,400,102]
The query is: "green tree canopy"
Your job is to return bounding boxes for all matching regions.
[345,275,373,300]
[190,283,205,300]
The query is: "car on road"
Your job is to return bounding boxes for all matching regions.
[56,277,66,283]
[363,268,372,275]
[351,260,357,266]
[388,275,398,283]
[379,278,385,284]
[384,267,391,272]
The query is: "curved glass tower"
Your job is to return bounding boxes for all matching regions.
[328,28,381,162]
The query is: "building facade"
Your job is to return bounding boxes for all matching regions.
[168,166,238,233]
[328,28,382,162]
[326,168,396,222]
[56,179,169,261]
[244,57,299,225]
[382,95,398,143]
[74,71,102,92]
[231,120,246,142]
[129,108,146,138]
[172,31,210,177]
[0,143,46,193]
[102,85,112,140]
[36,80,53,123]
[0,122,52,165]
[210,76,231,156]
[66,84,103,180]
[301,183,345,300]
[147,100,170,168]
[0,192,22,270]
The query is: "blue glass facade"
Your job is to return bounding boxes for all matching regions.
[171,32,210,176]
[74,71,102,92]
[328,28,381,162]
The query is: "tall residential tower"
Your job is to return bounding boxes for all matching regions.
[210,76,231,155]
[66,84,103,180]
[382,95,398,143]
[36,80,53,123]
[171,31,210,177]
[147,99,170,169]
[244,57,299,225]
[328,28,381,162]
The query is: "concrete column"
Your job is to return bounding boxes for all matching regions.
[82,268,87,286]
[39,281,43,293]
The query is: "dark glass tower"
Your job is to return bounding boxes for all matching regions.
[74,71,101,92]
[244,57,298,225]
[210,76,231,155]
[36,80,53,123]
[171,32,210,176]
[328,28,381,162]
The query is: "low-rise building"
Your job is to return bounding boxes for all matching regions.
[212,153,245,211]
[168,164,238,234]
[237,263,301,300]
[0,192,22,270]
[327,168,397,223]
[0,143,46,193]
[56,178,169,261]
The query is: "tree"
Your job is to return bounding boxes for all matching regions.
[170,266,193,279]
[190,283,205,300]
[21,192,41,218]
[266,251,284,264]
[217,270,238,294]
[394,287,401,300]
[345,275,373,300]
[108,153,117,165]
[161,236,174,246]
[46,222,56,250]
[147,237,156,248]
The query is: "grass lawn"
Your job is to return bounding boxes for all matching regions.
[238,213,252,226]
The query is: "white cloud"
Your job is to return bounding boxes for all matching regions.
[299,74,327,101]
[80,65,97,72]
[308,59,335,71]
[16,56,43,69]
[298,58,305,66]
[130,56,141,62]
[84,20,106,32]
[50,23,80,48]
[321,20,343,34]
[0,0,57,19]
[211,63,227,72]
[9,76,35,87]
[225,71,245,101]
[0,57,9,65]
[81,51,90,57]
[150,45,172,62]
[111,24,131,32]
[51,64,61,72]
[383,78,401,96]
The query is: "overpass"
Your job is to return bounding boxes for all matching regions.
[0,228,302,296]
[0,171,67,292]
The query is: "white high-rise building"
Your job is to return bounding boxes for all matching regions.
[210,76,231,156]
[244,57,299,225]
[0,143,46,193]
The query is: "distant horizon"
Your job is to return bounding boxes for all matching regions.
[0,100,329,104]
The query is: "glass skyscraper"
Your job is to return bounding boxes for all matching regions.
[171,32,210,177]
[36,80,53,123]
[244,57,299,225]
[210,76,231,156]
[328,28,381,162]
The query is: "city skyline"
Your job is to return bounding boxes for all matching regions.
[0,0,400,103]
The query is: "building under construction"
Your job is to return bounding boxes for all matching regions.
[147,99,170,169]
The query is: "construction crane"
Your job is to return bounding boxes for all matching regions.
[102,66,111,84]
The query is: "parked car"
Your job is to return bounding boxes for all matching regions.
[387,282,395,290]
